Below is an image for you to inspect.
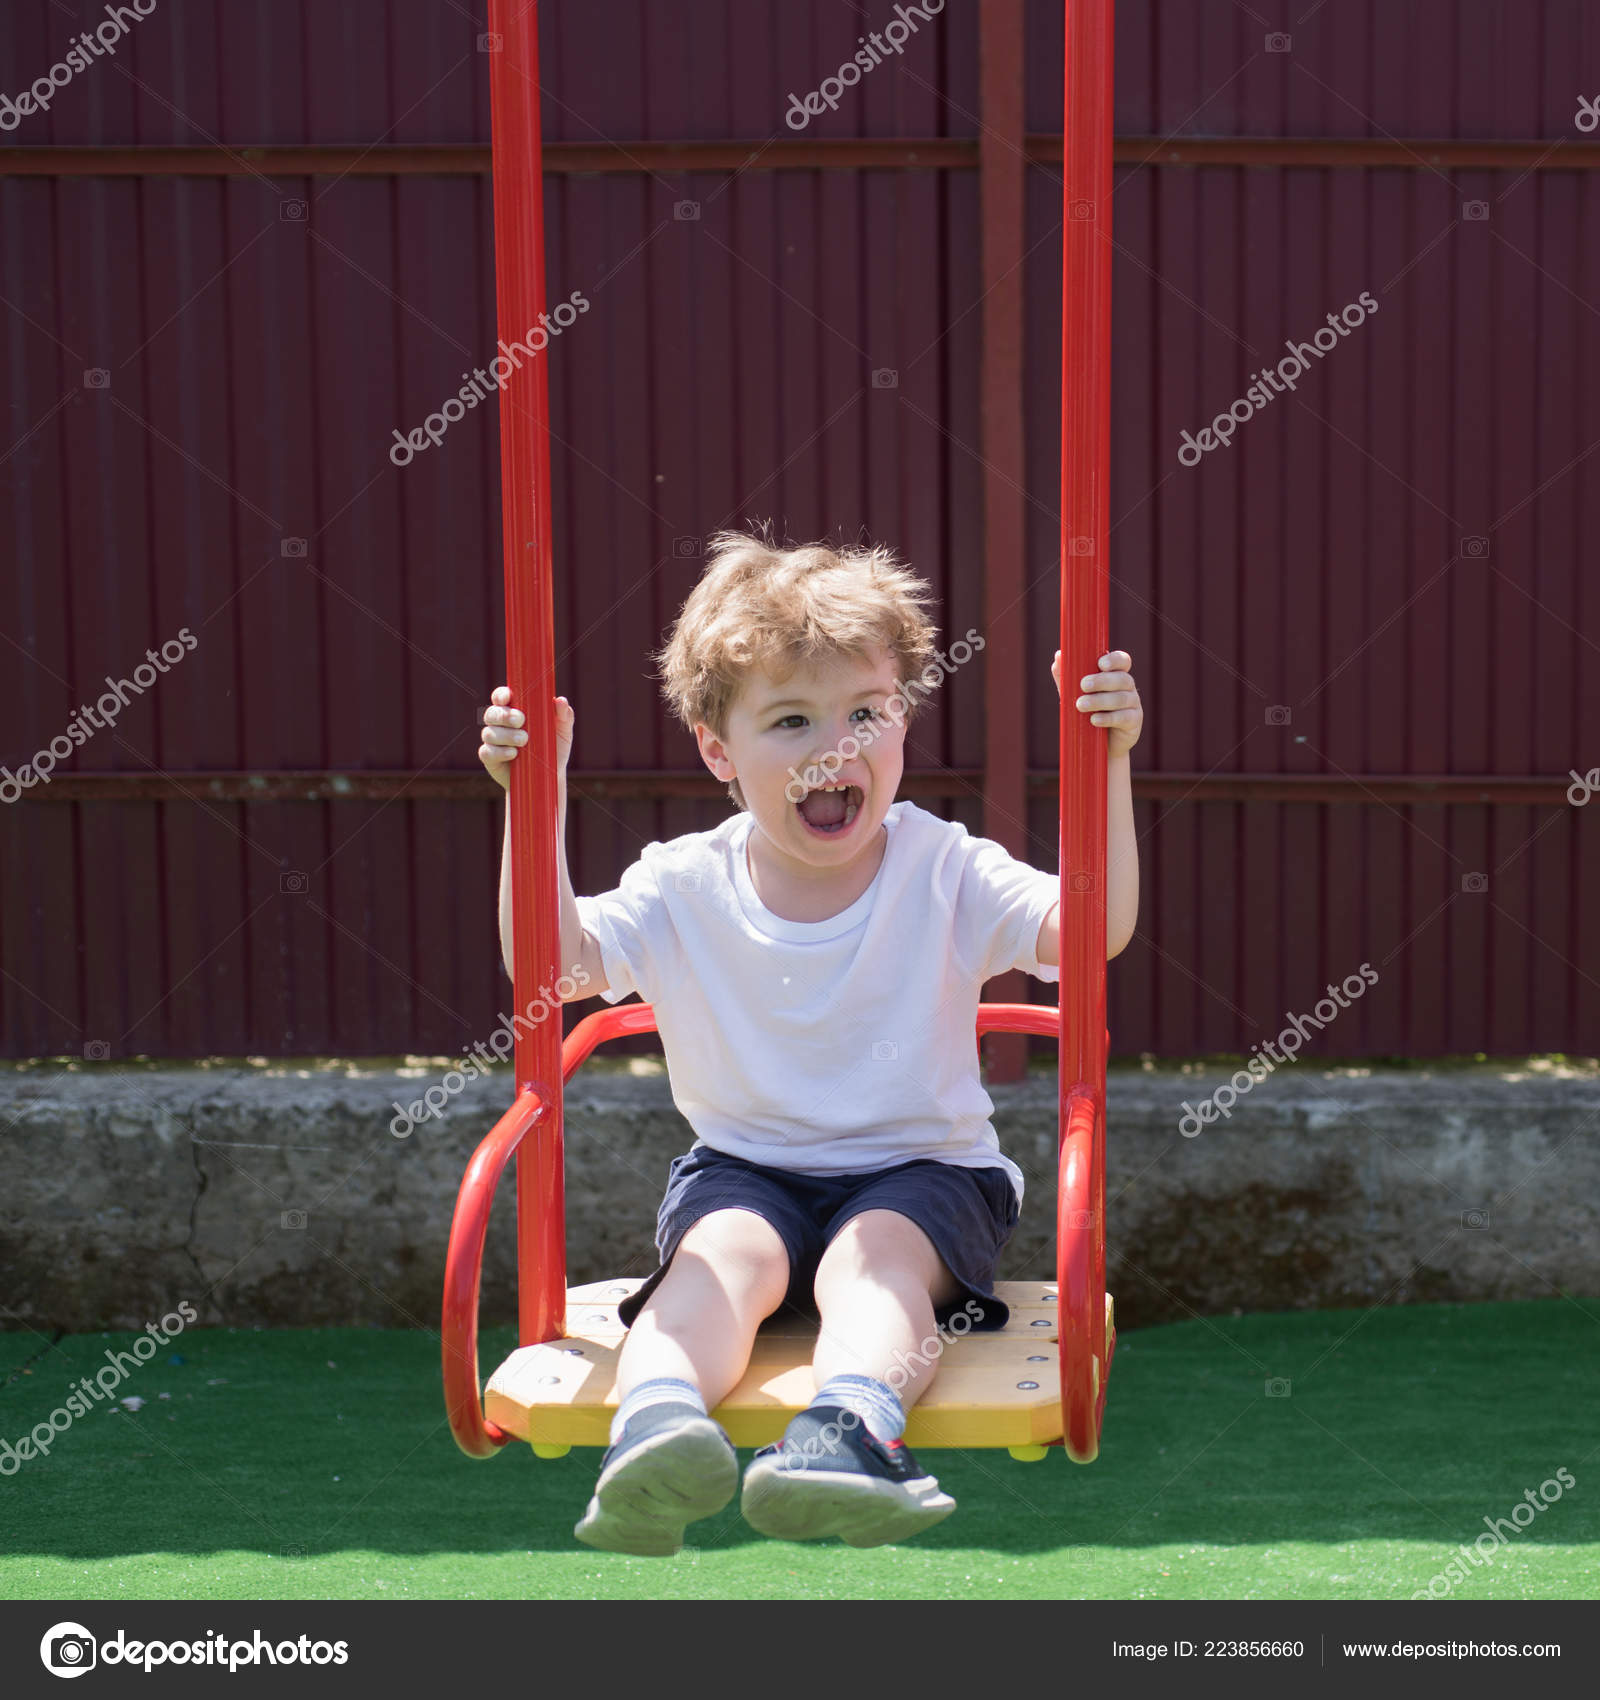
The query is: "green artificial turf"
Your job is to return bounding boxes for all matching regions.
[1,1300,1596,1601]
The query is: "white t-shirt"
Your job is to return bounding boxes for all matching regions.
[574,799,1060,1206]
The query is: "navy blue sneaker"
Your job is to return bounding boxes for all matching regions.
[740,1405,956,1547]
[574,1401,738,1557]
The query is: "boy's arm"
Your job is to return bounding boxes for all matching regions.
[484,688,608,998]
[1033,749,1137,965]
[496,791,609,997]
[1104,750,1138,957]
[1037,648,1143,965]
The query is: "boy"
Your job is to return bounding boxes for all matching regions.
[477,531,1142,1556]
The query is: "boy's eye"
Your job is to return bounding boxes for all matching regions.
[771,706,884,730]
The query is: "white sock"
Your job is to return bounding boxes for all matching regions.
[609,1376,706,1445]
[810,1373,906,1442]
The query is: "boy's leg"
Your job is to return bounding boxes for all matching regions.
[809,1208,965,1411]
[576,1208,789,1557]
[617,1206,792,1409]
[741,1208,962,1547]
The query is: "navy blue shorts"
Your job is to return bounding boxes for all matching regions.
[616,1145,1021,1333]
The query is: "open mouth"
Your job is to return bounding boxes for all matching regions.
[795,782,862,837]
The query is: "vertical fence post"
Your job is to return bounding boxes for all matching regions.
[979,0,1030,1084]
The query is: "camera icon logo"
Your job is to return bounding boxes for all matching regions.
[1068,871,1095,894]
[1068,536,1095,556]
[871,1040,898,1061]
[1461,536,1489,558]
[281,1209,308,1230]
[673,537,701,559]
[40,1622,97,1677]
[674,872,701,893]
[1463,200,1489,221]
[1065,1209,1093,1230]
[1266,705,1292,726]
[83,369,111,390]
[478,32,502,51]
[280,199,309,222]
[280,871,308,894]
[280,537,308,558]
[1462,1207,1490,1230]
[1265,1377,1292,1397]
[1069,199,1095,221]
[871,368,898,389]
[674,200,700,222]
[1461,872,1488,893]
[1265,32,1291,52]
[83,1040,110,1061]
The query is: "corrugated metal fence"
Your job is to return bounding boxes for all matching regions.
[1,0,1595,1061]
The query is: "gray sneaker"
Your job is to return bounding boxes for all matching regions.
[574,1401,738,1557]
[740,1405,956,1547]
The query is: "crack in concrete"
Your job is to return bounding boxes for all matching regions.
[183,1114,215,1317]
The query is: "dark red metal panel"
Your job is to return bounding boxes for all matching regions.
[1022,0,1599,1064]
[980,0,1029,1083]
[1,0,1596,1061]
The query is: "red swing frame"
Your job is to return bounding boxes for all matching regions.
[443,0,1115,1463]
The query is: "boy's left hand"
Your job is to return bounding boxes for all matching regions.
[1052,649,1143,760]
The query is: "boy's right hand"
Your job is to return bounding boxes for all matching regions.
[479,687,574,792]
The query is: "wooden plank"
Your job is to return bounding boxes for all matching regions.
[483,1280,1114,1450]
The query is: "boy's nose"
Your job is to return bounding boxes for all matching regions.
[808,754,868,789]
[799,719,873,783]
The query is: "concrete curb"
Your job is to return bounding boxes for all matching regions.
[3,1059,1596,1335]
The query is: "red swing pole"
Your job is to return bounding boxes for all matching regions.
[1057,0,1113,1462]
[486,0,566,1348]
[441,0,565,1459]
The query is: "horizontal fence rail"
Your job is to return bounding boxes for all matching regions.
[11,772,1581,805]
[4,138,1599,176]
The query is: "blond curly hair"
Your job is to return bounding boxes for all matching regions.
[654,528,942,811]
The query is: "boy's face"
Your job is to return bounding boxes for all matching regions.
[697,644,908,874]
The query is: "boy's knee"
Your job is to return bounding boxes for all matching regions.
[815,1210,958,1303]
[820,1209,933,1278]
[677,1209,790,1303]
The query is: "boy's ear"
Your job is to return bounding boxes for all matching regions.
[695,723,736,785]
